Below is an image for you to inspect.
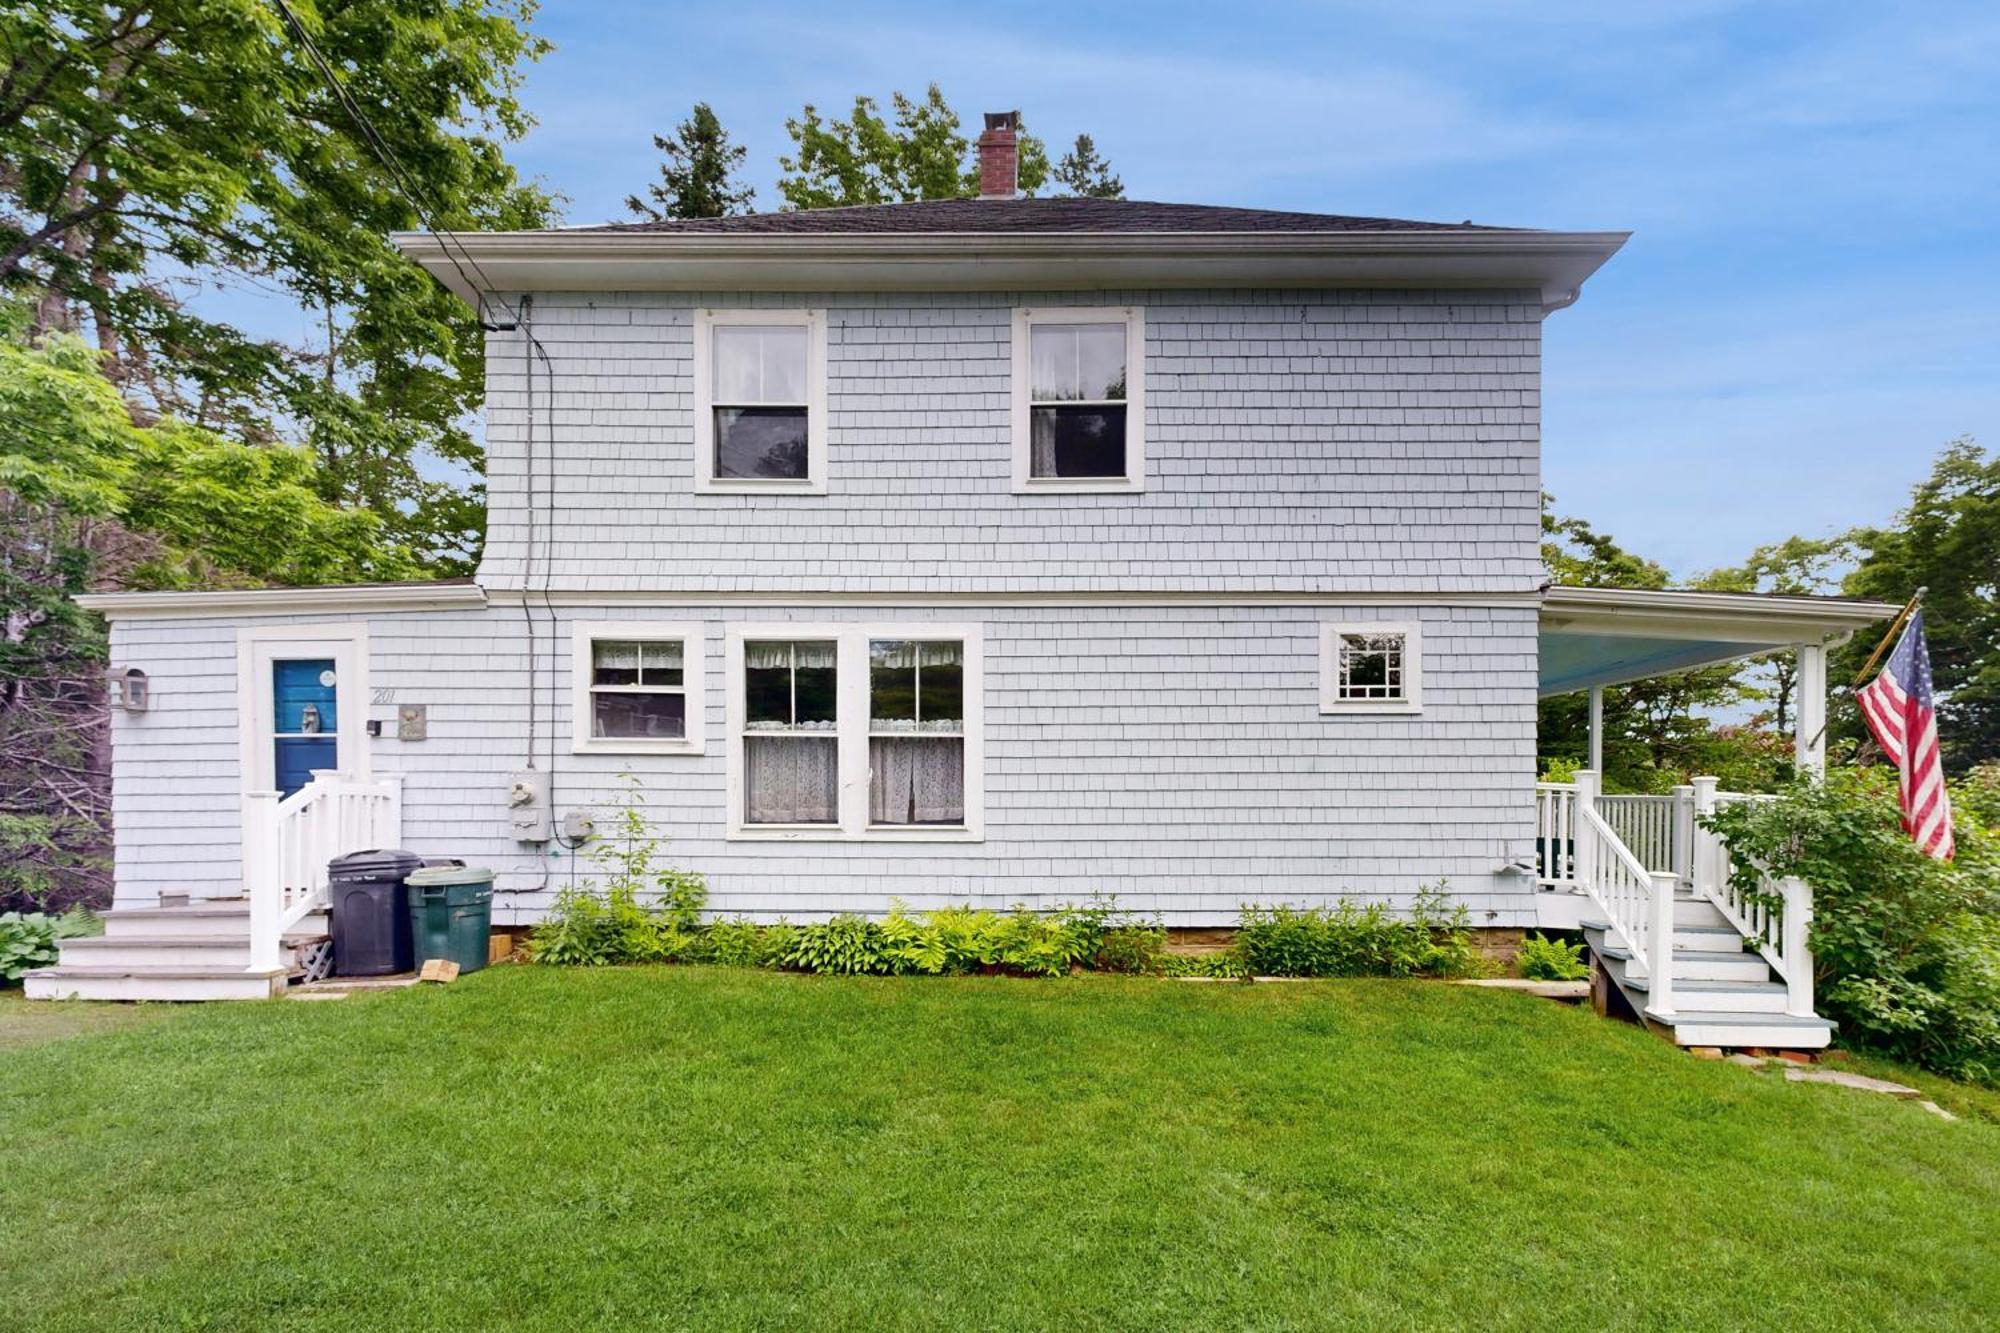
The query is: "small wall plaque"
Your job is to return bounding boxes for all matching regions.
[398,704,428,741]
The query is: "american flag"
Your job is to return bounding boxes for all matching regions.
[1857,610,1954,860]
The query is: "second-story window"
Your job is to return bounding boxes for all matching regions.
[1012,306,1146,494]
[694,309,827,494]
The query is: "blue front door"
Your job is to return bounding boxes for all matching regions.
[273,659,338,798]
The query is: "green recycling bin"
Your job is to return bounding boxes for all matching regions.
[405,865,495,973]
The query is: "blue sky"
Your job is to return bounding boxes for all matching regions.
[453,3,2000,575]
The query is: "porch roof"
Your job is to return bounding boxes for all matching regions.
[1537,586,1900,697]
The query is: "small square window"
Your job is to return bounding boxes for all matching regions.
[1319,624,1422,714]
[572,625,705,753]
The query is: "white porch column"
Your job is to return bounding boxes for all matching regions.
[1587,685,1604,775]
[1794,641,1827,777]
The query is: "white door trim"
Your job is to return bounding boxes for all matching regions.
[236,624,371,794]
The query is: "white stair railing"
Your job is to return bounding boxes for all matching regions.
[1574,770,1678,1016]
[242,771,403,973]
[1689,777,1814,1017]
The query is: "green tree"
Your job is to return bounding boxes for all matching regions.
[1841,437,2000,772]
[625,102,755,221]
[1052,133,1124,199]
[1539,499,1768,791]
[1,323,408,909]
[1699,533,1849,732]
[776,85,1058,208]
[0,0,558,573]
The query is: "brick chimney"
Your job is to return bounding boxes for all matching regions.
[977,111,1020,199]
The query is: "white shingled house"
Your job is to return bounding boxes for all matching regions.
[38,115,1895,1047]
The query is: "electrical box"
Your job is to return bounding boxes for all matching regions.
[562,809,596,844]
[508,769,550,843]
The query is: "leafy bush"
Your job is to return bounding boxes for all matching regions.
[778,914,890,976]
[1518,932,1588,981]
[529,777,708,967]
[1158,950,1248,979]
[1095,920,1168,975]
[1236,884,1477,979]
[1704,770,2000,1083]
[0,906,99,983]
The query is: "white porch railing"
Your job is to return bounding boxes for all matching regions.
[242,770,402,973]
[1596,794,1680,875]
[1571,770,1680,1015]
[1534,782,1579,888]
[1688,777,1814,1017]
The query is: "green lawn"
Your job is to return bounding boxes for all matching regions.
[3,969,1997,1331]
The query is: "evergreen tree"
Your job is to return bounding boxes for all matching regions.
[625,102,755,221]
[1053,133,1124,198]
[778,86,1065,208]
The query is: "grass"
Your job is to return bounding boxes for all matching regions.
[3,968,1997,1331]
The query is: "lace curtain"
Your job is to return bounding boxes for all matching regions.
[869,737,964,825]
[744,736,838,823]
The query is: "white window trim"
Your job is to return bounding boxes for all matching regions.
[236,623,371,793]
[724,622,984,842]
[1319,622,1423,715]
[1010,306,1146,495]
[692,307,828,495]
[570,622,706,755]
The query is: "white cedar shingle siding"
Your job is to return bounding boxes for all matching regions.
[106,603,1540,926]
[476,289,1541,594]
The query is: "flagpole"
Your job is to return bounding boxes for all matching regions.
[1850,586,1925,689]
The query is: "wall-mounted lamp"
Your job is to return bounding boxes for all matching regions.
[107,667,149,713]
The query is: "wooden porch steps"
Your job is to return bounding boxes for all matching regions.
[1582,913,1833,1052]
[24,898,328,1003]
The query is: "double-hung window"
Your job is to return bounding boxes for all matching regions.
[726,625,983,840]
[693,309,827,493]
[1319,623,1422,715]
[571,623,706,754]
[1011,306,1145,493]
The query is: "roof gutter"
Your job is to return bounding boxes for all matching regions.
[76,582,488,621]
[392,228,1629,311]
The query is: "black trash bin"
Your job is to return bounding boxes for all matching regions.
[327,849,427,976]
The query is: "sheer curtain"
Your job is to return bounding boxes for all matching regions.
[869,737,963,825]
[745,736,838,823]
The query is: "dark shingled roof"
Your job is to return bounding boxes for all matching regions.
[583,197,1503,236]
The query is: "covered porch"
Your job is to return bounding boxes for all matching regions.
[1528,585,1899,1049]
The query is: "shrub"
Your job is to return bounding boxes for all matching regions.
[1704,769,2000,1083]
[1158,950,1248,979]
[779,914,890,976]
[1236,884,1477,979]
[529,776,708,967]
[1095,920,1168,975]
[0,906,99,984]
[1518,932,1588,981]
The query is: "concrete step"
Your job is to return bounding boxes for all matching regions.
[1652,1010,1835,1050]
[23,965,290,1002]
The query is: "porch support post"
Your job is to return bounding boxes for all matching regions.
[1587,685,1604,776]
[1794,641,1827,777]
